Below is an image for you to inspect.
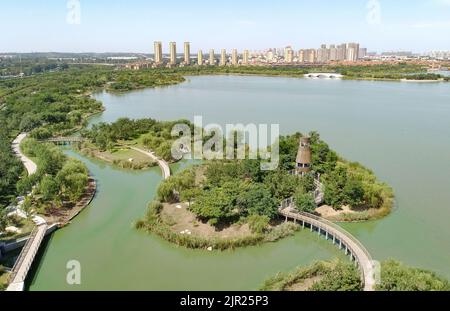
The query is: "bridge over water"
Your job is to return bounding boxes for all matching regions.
[44,136,85,145]
[6,224,48,291]
[304,73,343,79]
[279,198,376,291]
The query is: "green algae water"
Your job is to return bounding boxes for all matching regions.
[29,76,450,290]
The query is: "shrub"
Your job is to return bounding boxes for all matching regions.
[260,260,361,291]
[377,260,450,291]
[294,191,316,213]
[264,222,299,242]
[247,214,270,234]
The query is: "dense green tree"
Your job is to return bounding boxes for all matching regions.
[309,132,338,174]
[16,176,35,196]
[39,175,59,201]
[343,178,365,207]
[22,196,34,219]
[56,159,89,201]
[324,166,348,208]
[309,261,362,291]
[237,183,278,218]
[0,209,7,232]
[294,191,317,213]
[298,174,316,193]
[190,182,240,223]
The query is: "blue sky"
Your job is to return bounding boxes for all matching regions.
[1,0,450,53]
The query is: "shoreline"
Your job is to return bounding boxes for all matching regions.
[42,176,97,227]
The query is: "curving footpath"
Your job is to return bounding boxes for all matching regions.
[12,133,37,175]
[7,134,48,291]
[279,199,376,291]
[129,146,171,179]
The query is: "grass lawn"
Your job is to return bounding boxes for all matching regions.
[78,141,156,169]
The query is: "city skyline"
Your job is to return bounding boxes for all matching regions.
[147,41,369,67]
[1,0,450,53]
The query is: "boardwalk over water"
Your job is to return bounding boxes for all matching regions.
[6,224,48,291]
[279,198,375,291]
[44,136,85,144]
[7,134,90,290]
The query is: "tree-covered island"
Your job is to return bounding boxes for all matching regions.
[126,126,394,250]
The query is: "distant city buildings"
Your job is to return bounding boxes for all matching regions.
[426,51,450,60]
[147,41,450,69]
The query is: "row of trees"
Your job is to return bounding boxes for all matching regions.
[18,139,89,209]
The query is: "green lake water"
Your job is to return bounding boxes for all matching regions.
[29,75,450,290]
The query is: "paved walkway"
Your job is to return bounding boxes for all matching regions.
[12,133,37,175]
[129,146,171,179]
[6,134,47,291]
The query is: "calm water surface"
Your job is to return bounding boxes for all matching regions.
[29,76,450,290]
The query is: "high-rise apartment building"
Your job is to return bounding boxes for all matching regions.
[184,42,191,65]
[266,49,274,62]
[209,49,215,65]
[298,50,305,63]
[337,44,347,61]
[169,42,177,65]
[286,49,294,63]
[284,46,293,62]
[346,43,360,61]
[329,45,337,61]
[305,49,316,63]
[317,44,329,63]
[220,49,227,66]
[154,41,163,64]
[197,49,203,65]
[358,48,367,59]
[243,50,249,65]
[232,49,238,65]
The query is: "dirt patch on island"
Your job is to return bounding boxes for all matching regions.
[316,204,381,222]
[161,202,252,239]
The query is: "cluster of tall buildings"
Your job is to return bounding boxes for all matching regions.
[152,41,367,67]
[426,51,450,60]
[283,43,365,63]
[153,41,252,66]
